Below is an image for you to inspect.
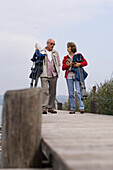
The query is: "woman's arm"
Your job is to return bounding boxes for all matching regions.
[80,56,88,67]
[73,55,88,68]
[62,56,72,70]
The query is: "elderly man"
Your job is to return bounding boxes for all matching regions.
[41,39,60,114]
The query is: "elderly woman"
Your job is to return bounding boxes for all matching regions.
[62,42,88,114]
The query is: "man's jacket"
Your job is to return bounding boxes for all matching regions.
[40,48,60,78]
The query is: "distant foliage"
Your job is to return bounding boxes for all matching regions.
[62,98,70,110]
[62,101,68,110]
[84,78,113,115]
[62,78,113,115]
[96,78,113,115]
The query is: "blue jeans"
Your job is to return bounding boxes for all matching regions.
[66,78,84,111]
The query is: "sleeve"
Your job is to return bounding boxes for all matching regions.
[80,55,88,67]
[62,56,70,71]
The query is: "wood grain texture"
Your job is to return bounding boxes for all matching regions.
[1,88,42,168]
[42,111,113,170]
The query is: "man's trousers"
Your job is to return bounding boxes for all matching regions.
[41,77,57,110]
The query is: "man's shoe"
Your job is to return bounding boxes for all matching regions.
[48,109,57,114]
[80,110,84,114]
[69,110,75,114]
[42,110,47,114]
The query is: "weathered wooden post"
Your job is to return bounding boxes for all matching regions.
[55,98,62,110]
[1,87,42,168]
[90,86,99,113]
[57,103,62,110]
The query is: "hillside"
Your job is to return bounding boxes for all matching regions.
[0,96,3,105]
[0,95,68,105]
[56,95,68,104]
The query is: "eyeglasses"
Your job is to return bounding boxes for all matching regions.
[50,43,55,46]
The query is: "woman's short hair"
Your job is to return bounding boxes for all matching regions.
[67,42,77,53]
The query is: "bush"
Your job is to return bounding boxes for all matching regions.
[62,101,68,110]
[96,79,113,115]
[63,78,113,115]
[84,78,113,115]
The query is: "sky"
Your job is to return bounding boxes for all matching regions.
[0,0,113,96]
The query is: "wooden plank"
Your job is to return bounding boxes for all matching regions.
[42,111,113,170]
[1,88,42,168]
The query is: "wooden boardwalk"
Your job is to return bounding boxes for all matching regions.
[42,111,113,170]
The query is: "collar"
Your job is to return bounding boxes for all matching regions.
[44,47,55,54]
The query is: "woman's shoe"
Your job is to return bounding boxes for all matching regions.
[69,110,75,114]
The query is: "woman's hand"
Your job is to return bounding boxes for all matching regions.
[74,62,81,67]
[67,61,73,67]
